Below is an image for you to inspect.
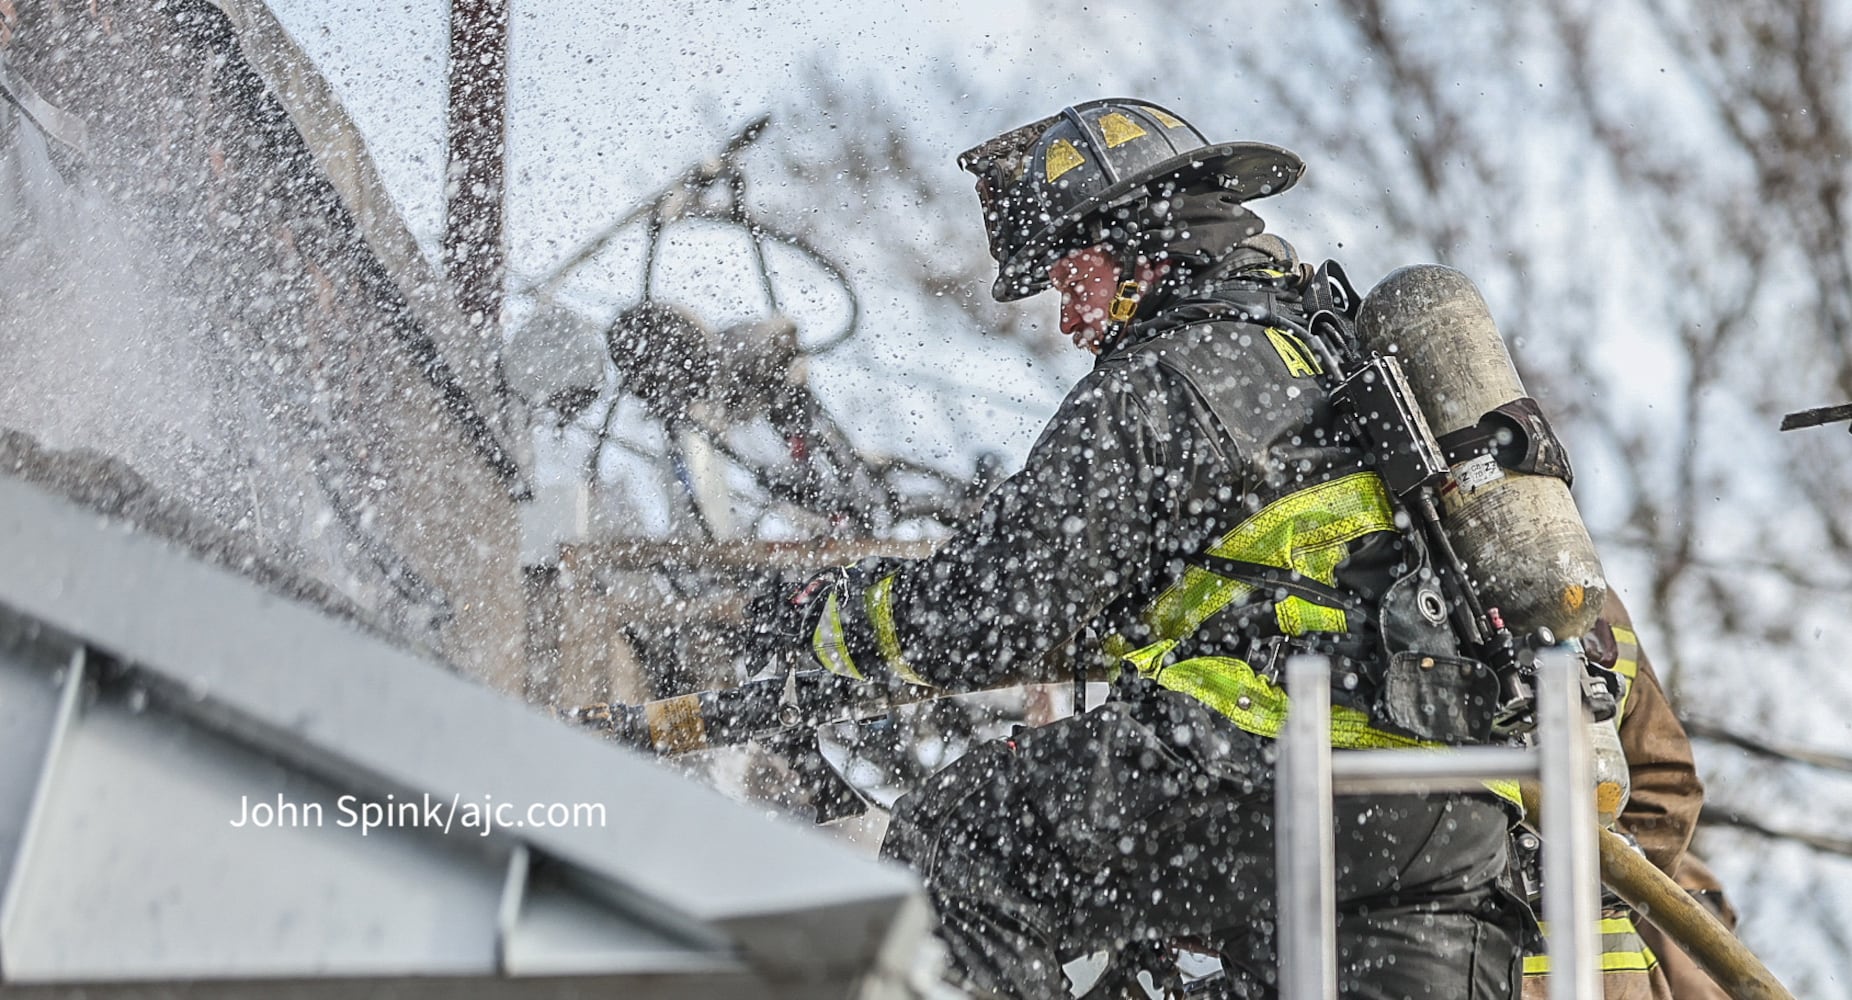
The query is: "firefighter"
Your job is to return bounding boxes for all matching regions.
[776,99,1532,998]
[1521,592,1716,1000]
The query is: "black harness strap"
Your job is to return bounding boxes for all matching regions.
[1435,396,1576,487]
[1183,552,1372,618]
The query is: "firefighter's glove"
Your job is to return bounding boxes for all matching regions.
[745,568,836,663]
[763,560,926,685]
[748,566,873,680]
[791,567,850,638]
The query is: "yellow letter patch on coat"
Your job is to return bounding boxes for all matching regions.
[1265,327,1324,378]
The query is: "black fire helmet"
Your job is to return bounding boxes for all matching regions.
[958,99,1305,302]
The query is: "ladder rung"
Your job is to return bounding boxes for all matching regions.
[1329,745,1540,794]
[1277,648,1600,1000]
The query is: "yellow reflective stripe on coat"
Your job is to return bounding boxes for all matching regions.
[1131,652,1522,807]
[1524,914,1659,975]
[865,575,932,687]
[811,590,863,680]
[1140,472,1396,644]
[1609,625,1640,716]
[1117,638,1178,678]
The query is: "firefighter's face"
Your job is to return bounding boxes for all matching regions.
[1050,246,1122,354]
[1051,245,1167,354]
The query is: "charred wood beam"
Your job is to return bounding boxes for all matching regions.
[0,51,87,151]
[561,538,940,573]
[204,0,527,497]
[1779,402,1852,432]
[443,0,508,336]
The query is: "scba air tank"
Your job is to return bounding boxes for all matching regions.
[1356,265,1607,640]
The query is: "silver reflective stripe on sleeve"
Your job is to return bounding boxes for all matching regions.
[811,590,864,679]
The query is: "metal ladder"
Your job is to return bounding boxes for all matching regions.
[1274,646,1601,1000]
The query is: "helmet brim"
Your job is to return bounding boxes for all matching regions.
[992,141,1306,302]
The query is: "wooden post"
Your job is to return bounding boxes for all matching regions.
[443,0,508,337]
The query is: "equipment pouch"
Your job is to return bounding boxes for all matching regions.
[1374,651,1501,745]
[1368,526,1502,744]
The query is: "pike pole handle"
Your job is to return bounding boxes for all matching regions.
[1595,826,1796,1000]
[565,670,934,826]
[565,675,788,754]
[1520,785,1796,1000]
[565,670,933,755]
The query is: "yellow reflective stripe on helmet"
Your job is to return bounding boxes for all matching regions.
[1137,653,1521,806]
[811,590,864,680]
[1609,625,1640,716]
[1045,139,1085,182]
[1146,107,1188,129]
[865,575,931,687]
[1096,111,1148,148]
[1142,472,1396,643]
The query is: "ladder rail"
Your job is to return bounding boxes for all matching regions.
[1276,647,1600,1000]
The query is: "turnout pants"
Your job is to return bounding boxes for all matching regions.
[883,689,1527,999]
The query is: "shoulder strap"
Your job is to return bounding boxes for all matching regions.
[1184,551,1372,618]
[1306,259,1361,320]
[1302,260,1364,369]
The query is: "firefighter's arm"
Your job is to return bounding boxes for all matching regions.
[804,363,1186,692]
[1601,593,1704,875]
